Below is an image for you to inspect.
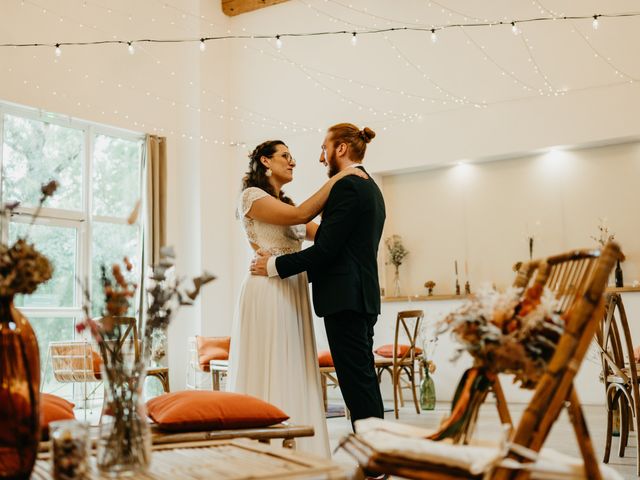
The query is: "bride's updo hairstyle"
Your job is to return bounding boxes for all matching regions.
[327,123,376,162]
[243,140,293,205]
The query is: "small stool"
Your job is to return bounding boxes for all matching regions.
[147,367,170,393]
[210,360,229,391]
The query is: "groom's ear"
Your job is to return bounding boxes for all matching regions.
[336,142,348,156]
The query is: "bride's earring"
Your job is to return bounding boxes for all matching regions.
[265,168,272,177]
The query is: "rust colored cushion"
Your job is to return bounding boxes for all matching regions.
[92,350,103,379]
[40,393,75,440]
[374,344,423,358]
[318,350,334,367]
[196,336,231,371]
[146,390,289,432]
[634,346,640,364]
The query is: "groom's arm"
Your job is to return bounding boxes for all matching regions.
[271,179,361,279]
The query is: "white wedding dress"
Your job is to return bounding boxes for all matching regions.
[227,187,330,457]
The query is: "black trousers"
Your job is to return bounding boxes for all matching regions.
[324,310,384,430]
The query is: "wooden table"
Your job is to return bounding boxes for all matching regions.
[32,438,362,479]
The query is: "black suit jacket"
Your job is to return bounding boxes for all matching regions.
[275,167,386,317]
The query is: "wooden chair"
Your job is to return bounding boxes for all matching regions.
[43,340,103,412]
[97,316,170,393]
[450,248,605,443]
[374,310,424,419]
[342,242,620,479]
[595,292,640,475]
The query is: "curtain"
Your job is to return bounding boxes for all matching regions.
[145,135,167,266]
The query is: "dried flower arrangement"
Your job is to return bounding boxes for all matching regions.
[424,281,436,296]
[442,284,564,388]
[0,181,58,297]
[385,234,409,269]
[75,245,215,472]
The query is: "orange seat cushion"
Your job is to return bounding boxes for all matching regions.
[374,344,423,358]
[146,390,289,432]
[40,393,76,440]
[318,350,334,367]
[196,336,231,371]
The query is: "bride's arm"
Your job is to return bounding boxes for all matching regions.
[246,168,367,226]
[306,222,319,241]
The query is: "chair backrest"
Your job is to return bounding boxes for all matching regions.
[594,293,638,406]
[49,341,101,383]
[504,242,620,460]
[393,310,424,365]
[514,248,601,314]
[95,316,140,364]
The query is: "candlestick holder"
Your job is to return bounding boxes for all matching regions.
[464,281,471,295]
[455,279,461,295]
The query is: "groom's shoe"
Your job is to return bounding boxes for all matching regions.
[363,469,389,480]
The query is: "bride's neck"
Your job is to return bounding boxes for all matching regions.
[268,178,282,198]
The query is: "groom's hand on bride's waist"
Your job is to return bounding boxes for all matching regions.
[250,250,271,276]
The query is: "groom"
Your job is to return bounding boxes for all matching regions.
[251,122,386,428]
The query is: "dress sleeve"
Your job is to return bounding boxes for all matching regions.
[238,187,269,218]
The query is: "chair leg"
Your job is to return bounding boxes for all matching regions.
[393,369,399,419]
[619,397,628,457]
[492,378,513,428]
[603,406,613,463]
[409,366,420,414]
[321,373,328,413]
[567,389,603,480]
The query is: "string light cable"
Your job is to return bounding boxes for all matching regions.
[4,12,640,52]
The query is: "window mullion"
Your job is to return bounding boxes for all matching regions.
[0,106,6,246]
[79,125,93,323]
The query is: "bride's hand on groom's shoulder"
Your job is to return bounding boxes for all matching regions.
[250,250,271,276]
[338,168,368,181]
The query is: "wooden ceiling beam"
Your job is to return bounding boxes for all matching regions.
[222,0,291,17]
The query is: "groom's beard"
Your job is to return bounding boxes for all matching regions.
[327,150,340,178]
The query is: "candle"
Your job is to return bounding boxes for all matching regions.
[454,260,458,276]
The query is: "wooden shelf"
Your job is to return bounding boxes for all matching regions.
[382,286,640,303]
[382,294,471,303]
[606,286,640,293]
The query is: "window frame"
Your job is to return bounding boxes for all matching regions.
[0,100,145,326]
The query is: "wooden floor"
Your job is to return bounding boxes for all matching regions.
[327,401,638,479]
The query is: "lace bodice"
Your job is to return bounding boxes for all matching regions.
[238,187,306,255]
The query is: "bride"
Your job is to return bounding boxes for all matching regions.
[227,139,366,457]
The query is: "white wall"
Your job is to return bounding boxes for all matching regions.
[381,141,640,296]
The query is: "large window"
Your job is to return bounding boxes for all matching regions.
[0,102,145,392]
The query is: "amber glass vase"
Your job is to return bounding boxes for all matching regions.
[0,297,41,479]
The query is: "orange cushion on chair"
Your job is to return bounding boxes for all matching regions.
[146,390,289,432]
[40,393,76,440]
[196,336,231,371]
[374,344,423,358]
[318,350,334,367]
[92,350,103,379]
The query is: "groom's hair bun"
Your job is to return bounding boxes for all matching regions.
[361,127,376,144]
[327,123,375,162]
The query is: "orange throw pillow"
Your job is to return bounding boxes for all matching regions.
[40,393,75,440]
[146,390,289,432]
[374,344,423,358]
[318,350,333,367]
[196,336,231,371]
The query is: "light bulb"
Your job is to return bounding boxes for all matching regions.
[127,42,135,55]
[430,29,437,43]
[199,39,206,51]
[351,32,357,46]
[55,44,61,57]
[592,15,599,30]
[275,35,282,49]
[511,22,519,35]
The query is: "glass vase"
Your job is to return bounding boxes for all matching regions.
[0,296,40,480]
[419,368,436,411]
[393,265,401,297]
[97,367,151,476]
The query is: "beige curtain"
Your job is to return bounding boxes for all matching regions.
[145,135,167,265]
